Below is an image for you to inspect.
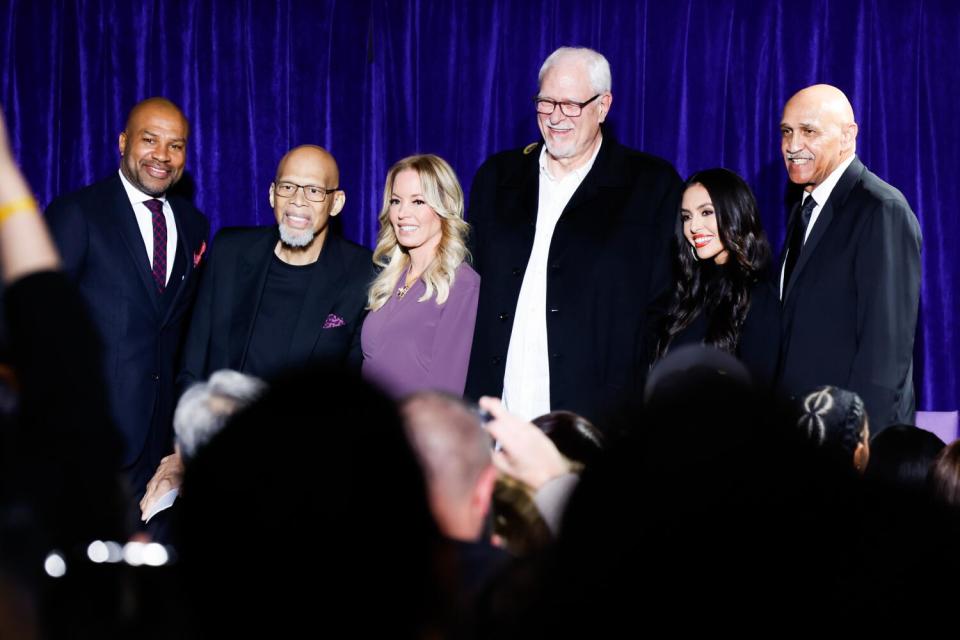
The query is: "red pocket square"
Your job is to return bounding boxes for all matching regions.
[193,241,207,267]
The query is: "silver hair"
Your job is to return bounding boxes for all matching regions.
[537,46,612,94]
[174,369,267,460]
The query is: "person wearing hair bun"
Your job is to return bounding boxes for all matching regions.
[361,155,480,398]
[654,168,780,385]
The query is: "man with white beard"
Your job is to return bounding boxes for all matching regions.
[178,145,372,386]
[465,47,682,425]
[144,146,372,521]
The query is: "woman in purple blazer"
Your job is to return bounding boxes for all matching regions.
[361,154,480,398]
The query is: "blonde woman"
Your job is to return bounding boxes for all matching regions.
[361,154,480,398]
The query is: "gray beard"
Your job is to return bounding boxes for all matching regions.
[278,223,315,248]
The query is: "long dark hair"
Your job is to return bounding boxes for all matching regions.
[656,168,771,359]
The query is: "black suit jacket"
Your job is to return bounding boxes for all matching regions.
[465,134,682,423]
[178,226,373,388]
[777,157,922,431]
[45,173,209,477]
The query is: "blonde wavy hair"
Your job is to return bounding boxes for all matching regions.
[367,154,471,311]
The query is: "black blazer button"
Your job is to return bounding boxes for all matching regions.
[492,356,502,365]
[549,307,559,314]
[498,312,510,322]
[512,267,523,276]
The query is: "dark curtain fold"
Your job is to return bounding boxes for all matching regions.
[1,0,957,412]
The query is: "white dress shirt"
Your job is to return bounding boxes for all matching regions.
[118,169,178,285]
[501,140,602,420]
[780,154,855,298]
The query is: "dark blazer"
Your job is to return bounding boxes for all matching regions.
[178,226,373,389]
[464,134,683,423]
[45,173,209,483]
[777,157,922,431]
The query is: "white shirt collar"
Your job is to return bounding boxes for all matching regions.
[538,134,603,183]
[118,169,167,205]
[805,154,856,206]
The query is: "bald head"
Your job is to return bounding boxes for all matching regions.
[275,145,339,185]
[401,392,495,540]
[780,84,859,191]
[786,84,855,127]
[125,97,189,138]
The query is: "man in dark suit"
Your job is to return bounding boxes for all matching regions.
[45,97,209,500]
[177,145,372,386]
[140,145,372,520]
[465,47,682,424]
[776,84,922,431]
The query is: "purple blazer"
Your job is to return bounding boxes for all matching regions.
[361,262,480,398]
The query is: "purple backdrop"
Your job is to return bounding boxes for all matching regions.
[1,0,956,412]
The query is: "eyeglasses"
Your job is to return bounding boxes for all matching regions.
[534,94,601,117]
[273,181,339,203]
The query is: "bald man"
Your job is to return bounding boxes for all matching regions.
[45,97,210,499]
[776,84,921,431]
[178,145,373,389]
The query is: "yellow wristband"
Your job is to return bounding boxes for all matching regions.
[0,195,37,225]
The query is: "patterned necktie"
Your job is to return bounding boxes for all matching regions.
[145,199,167,293]
[783,195,817,289]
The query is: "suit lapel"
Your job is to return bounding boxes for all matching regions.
[285,234,348,362]
[779,200,802,277]
[501,145,540,226]
[783,158,865,302]
[233,230,278,369]
[110,177,162,313]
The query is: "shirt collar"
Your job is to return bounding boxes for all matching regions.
[538,134,603,183]
[806,154,856,206]
[118,169,167,206]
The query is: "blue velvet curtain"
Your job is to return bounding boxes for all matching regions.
[1,0,957,412]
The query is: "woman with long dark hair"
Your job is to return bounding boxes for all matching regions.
[655,168,780,385]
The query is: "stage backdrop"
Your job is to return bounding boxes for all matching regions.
[1,0,956,412]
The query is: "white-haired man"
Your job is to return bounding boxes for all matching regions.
[465,46,682,424]
[139,369,266,529]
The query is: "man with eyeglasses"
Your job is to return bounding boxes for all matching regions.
[178,144,372,387]
[143,145,372,522]
[465,47,682,426]
[46,97,209,505]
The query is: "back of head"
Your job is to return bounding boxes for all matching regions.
[174,369,266,461]
[401,391,492,539]
[531,410,605,468]
[179,365,439,636]
[929,440,960,508]
[864,424,945,492]
[795,386,868,464]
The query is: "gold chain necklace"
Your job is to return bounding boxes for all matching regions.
[397,271,419,299]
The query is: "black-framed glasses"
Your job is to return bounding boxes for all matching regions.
[273,181,339,203]
[534,94,601,117]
